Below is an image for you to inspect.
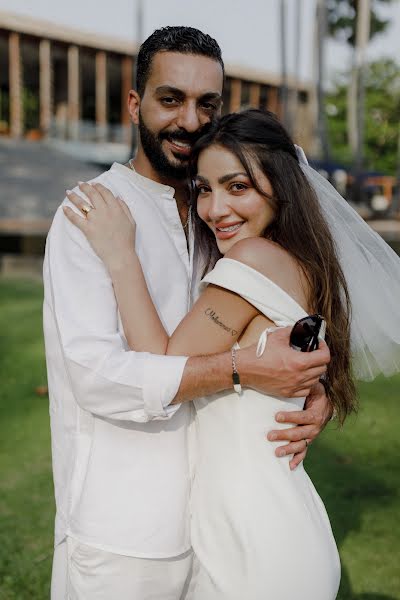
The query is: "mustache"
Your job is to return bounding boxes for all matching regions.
[159,123,213,145]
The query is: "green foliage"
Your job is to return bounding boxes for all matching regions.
[0,89,10,126]
[327,0,393,45]
[326,59,400,173]
[23,88,40,132]
[0,278,400,598]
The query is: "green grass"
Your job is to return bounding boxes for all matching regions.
[308,376,400,600]
[0,279,53,600]
[0,278,399,599]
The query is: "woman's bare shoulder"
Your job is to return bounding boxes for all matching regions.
[225,237,309,307]
[225,237,296,278]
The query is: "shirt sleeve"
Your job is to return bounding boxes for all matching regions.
[43,202,187,423]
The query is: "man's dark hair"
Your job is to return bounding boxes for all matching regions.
[136,26,224,96]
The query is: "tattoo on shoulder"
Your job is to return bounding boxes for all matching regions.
[204,308,238,336]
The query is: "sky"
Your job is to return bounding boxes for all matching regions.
[0,0,399,85]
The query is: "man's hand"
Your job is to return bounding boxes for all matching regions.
[267,382,333,470]
[239,327,330,398]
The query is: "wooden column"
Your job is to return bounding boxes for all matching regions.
[249,83,261,108]
[68,45,80,139]
[96,50,107,141]
[39,39,52,135]
[267,86,281,118]
[9,32,23,138]
[121,55,133,145]
[229,79,242,113]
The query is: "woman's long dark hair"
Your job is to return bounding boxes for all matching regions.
[189,109,357,422]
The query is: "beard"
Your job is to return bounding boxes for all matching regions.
[138,113,211,180]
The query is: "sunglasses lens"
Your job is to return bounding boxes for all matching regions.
[291,324,313,349]
[290,315,322,351]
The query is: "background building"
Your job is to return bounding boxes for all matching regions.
[1,1,398,274]
[0,4,315,274]
[0,11,314,151]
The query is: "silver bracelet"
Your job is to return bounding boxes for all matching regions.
[231,346,242,395]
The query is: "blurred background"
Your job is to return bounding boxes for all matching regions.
[0,1,399,598]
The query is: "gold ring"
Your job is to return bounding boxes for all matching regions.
[81,205,92,216]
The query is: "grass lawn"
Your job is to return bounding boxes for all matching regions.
[0,277,399,599]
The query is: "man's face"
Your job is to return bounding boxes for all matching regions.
[135,52,224,180]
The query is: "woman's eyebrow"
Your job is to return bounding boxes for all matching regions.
[195,172,249,185]
[218,172,248,184]
[195,175,210,184]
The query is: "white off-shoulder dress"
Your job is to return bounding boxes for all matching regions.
[185,258,341,600]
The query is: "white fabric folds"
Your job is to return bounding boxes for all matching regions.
[302,164,400,381]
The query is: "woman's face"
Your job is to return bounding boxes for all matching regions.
[195,144,276,254]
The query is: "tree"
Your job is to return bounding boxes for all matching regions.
[326,0,394,170]
[326,59,400,174]
[326,0,392,45]
[315,0,331,160]
[279,0,289,131]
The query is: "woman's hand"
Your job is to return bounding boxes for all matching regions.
[63,182,136,272]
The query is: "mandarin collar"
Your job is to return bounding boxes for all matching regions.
[111,162,175,197]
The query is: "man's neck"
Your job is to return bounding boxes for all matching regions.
[129,153,190,211]
[127,154,190,242]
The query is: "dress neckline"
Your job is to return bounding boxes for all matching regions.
[216,257,308,315]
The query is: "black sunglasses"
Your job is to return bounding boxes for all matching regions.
[290,314,325,352]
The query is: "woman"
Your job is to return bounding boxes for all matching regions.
[63,109,395,598]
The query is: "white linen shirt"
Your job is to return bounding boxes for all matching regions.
[43,163,199,558]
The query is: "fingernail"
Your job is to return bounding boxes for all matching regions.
[267,433,277,441]
[66,189,72,195]
[276,449,285,457]
[78,181,84,185]
[276,414,285,422]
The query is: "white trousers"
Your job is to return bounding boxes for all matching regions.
[51,538,193,600]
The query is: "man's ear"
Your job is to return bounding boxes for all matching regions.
[128,90,140,125]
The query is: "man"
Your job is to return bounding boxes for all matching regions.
[44,26,332,599]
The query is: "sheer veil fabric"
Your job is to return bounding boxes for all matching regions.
[300,163,400,381]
